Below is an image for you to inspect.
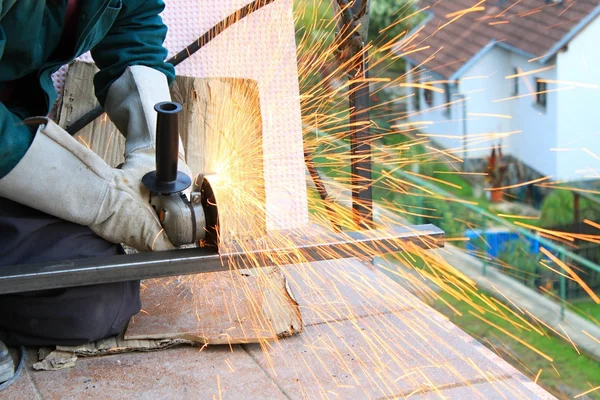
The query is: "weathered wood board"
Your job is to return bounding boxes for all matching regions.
[58,61,266,242]
[34,268,302,369]
[125,268,302,344]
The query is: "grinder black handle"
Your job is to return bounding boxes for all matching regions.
[142,101,191,194]
[155,102,182,185]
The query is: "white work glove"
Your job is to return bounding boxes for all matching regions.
[103,66,192,189]
[0,117,174,251]
[0,66,193,252]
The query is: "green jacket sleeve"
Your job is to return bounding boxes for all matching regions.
[0,102,34,179]
[0,12,34,179]
[90,0,176,106]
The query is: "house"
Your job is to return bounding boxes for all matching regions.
[399,0,600,181]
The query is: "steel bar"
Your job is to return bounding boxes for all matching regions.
[0,224,444,295]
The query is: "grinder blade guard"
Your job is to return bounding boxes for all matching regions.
[142,101,219,249]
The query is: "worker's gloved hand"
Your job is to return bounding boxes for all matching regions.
[0,118,174,251]
[103,66,193,196]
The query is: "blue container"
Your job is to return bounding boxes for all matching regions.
[465,228,540,258]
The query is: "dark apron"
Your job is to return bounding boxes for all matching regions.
[0,198,141,346]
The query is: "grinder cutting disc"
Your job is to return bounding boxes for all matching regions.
[199,176,219,250]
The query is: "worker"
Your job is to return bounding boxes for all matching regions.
[0,0,190,382]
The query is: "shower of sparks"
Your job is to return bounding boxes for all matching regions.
[78,0,598,398]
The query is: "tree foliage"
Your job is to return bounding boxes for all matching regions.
[540,189,600,228]
[367,0,421,42]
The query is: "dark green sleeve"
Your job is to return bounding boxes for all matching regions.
[90,0,176,106]
[0,102,34,179]
[0,16,34,179]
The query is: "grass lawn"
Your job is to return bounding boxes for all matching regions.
[568,299,600,325]
[431,291,600,399]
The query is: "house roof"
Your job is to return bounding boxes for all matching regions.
[401,0,600,79]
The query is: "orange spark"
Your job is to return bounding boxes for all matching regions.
[575,385,600,398]
[505,65,556,79]
[399,82,445,93]
[485,176,551,191]
[540,247,600,304]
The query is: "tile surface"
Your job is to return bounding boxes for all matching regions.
[282,258,426,326]
[11,258,553,399]
[30,346,287,400]
[1,349,40,400]
[405,378,542,400]
[243,311,535,400]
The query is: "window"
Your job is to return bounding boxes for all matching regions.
[536,78,547,108]
[413,86,421,111]
[512,68,519,95]
[444,83,451,116]
[424,88,434,106]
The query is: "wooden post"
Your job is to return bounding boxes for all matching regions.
[573,192,580,223]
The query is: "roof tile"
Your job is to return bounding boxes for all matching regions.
[400,0,599,78]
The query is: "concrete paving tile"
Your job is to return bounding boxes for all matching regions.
[405,378,546,400]
[1,349,40,400]
[244,311,522,400]
[282,258,426,326]
[29,345,287,400]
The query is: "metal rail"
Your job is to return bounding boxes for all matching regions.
[399,170,600,274]
[0,224,443,295]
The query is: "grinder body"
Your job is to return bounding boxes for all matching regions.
[143,102,218,248]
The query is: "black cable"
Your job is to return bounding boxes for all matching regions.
[0,346,26,392]
[67,0,278,136]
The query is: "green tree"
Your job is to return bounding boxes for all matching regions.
[540,190,600,228]
[367,0,421,43]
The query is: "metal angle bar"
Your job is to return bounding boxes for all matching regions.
[0,224,444,295]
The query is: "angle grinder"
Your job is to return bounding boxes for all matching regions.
[142,101,219,249]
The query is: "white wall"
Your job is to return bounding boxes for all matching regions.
[556,15,600,181]
[406,45,560,177]
[458,46,514,160]
[505,51,558,178]
[404,63,461,151]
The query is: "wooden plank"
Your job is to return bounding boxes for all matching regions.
[170,76,265,242]
[58,61,266,243]
[57,61,125,167]
[123,268,302,344]
[33,267,301,367]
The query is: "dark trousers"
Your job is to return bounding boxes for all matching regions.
[0,198,141,346]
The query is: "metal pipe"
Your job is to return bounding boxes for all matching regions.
[0,224,444,295]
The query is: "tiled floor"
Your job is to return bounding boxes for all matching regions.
[1,258,554,399]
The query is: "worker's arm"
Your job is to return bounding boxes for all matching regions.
[0,2,176,251]
[0,115,175,252]
[0,7,35,179]
[0,103,34,179]
[89,0,175,106]
[90,0,189,176]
